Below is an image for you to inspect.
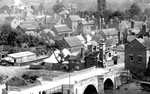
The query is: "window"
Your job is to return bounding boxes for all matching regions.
[137,55,142,63]
[109,53,111,57]
[129,54,133,61]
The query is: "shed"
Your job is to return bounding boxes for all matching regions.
[7,51,36,66]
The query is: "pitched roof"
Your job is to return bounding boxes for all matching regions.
[69,15,81,22]
[63,36,84,48]
[129,28,141,35]
[141,37,150,49]
[127,36,136,42]
[54,24,71,33]
[104,37,118,47]
[4,16,15,24]
[95,30,107,39]
[102,28,119,37]
[19,23,37,30]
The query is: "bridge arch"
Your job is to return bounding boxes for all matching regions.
[104,78,114,90]
[83,84,98,94]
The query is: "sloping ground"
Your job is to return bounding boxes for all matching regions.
[0,66,28,81]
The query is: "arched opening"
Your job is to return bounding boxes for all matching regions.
[83,84,97,94]
[104,78,114,90]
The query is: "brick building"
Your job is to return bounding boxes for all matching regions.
[125,38,150,78]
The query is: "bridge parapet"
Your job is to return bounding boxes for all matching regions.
[52,66,96,81]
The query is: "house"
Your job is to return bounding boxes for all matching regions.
[51,24,72,38]
[77,19,94,35]
[69,43,106,71]
[104,37,118,61]
[4,16,20,29]
[4,51,36,66]
[64,15,82,34]
[94,28,119,40]
[63,36,84,53]
[125,38,150,78]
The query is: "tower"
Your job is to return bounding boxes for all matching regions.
[97,0,106,12]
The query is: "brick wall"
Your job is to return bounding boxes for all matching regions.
[125,39,147,77]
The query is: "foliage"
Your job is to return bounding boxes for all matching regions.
[6,76,27,86]
[22,74,39,83]
[143,8,150,18]
[52,0,65,14]
[129,3,142,18]
[38,3,44,12]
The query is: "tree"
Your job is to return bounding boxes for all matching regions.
[52,0,65,14]
[0,24,12,45]
[38,3,44,12]
[109,10,125,22]
[143,8,150,18]
[129,3,142,18]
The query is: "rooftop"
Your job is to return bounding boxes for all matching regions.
[69,15,81,22]
[54,24,71,33]
[63,36,84,48]
[8,51,36,59]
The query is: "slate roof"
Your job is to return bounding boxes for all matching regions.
[141,37,150,50]
[102,28,119,37]
[69,15,81,22]
[63,36,84,48]
[129,28,141,35]
[19,23,37,30]
[127,36,136,42]
[104,37,118,47]
[54,24,71,33]
[95,30,107,40]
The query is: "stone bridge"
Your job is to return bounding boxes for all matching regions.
[45,70,122,94]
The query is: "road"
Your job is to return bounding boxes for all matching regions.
[6,61,124,94]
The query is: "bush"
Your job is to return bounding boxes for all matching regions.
[6,77,27,86]
[22,74,39,83]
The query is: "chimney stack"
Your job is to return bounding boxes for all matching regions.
[102,18,105,25]
[110,19,113,24]
[142,24,147,34]
[131,21,134,28]
[86,15,89,22]
[81,48,84,58]
[98,17,101,30]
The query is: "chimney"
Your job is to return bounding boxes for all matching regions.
[86,15,89,22]
[88,45,93,51]
[144,15,147,23]
[98,17,101,30]
[102,18,105,25]
[118,31,121,44]
[142,24,147,34]
[81,48,84,58]
[131,21,134,28]
[110,19,113,24]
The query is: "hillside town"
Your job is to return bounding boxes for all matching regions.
[0,0,150,94]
